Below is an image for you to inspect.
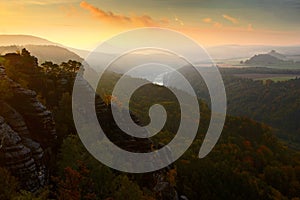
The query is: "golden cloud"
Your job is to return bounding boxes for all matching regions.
[80,1,168,27]
[213,22,223,28]
[222,14,239,24]
[60,5,77,17]
[202,18,212,23]
[175,16,184,26]
[202,17,222,29]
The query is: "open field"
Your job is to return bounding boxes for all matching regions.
[233,73,300,82]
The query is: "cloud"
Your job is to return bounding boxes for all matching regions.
[202,18,212,23]
[80,1,168,27]
[60,5,77,17]
[175,16,184,26]
[10,0,78,5]
[213,22,223,28]
[222,14,239,24]
[202,17,222,29]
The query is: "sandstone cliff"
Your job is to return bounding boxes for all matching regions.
[0,66,56,191]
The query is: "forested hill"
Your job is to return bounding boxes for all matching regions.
[241,50,299,67]
[0,45,82,64]
[223,76,300,148]
[164,66,300,148]
[0,35,55,46]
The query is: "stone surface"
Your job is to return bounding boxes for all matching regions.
[0,66,56,191]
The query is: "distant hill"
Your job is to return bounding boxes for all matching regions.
[207,45,300,60]
[163,65,300,148]
[0,34,84,64]
[245,54,283,65]
[0,45,83,64]
[268,50,287,60]
[243,50,295,66]
[0,35,55,46]
[2,34,300,61]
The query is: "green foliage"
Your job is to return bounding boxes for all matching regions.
[12,188,50,200]
[53,92,75,140]
[173,115,300,199]
[112,175,144,200]
[0,56,5,64]
[221,76,300,147]
[3,49,40,89]
[179,66,300,148]
[54,164,96,200]
[56,135,156,200]
[56,135,115,199]
[86,68,300,199]
[0,79,13,100]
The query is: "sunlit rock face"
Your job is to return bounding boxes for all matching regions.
[0,66,56,192]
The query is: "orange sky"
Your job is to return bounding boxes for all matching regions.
[0,0,299,49]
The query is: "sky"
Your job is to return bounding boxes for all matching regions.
[0,0,299,50]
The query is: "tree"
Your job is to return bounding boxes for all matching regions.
[0,79,13,100]
[112,176,144,200]
[41,61,59,74]
[54,92,75,140]
[56,135,115,199]
[54,163,96,200]
[61,60,81,73]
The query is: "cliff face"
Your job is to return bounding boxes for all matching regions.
[0,66,56,191]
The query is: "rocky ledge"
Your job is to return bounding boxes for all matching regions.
[0,66,56,192]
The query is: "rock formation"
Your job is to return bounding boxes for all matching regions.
[0,66,56,191]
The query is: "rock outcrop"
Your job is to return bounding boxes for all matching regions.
[0,66,56,191]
